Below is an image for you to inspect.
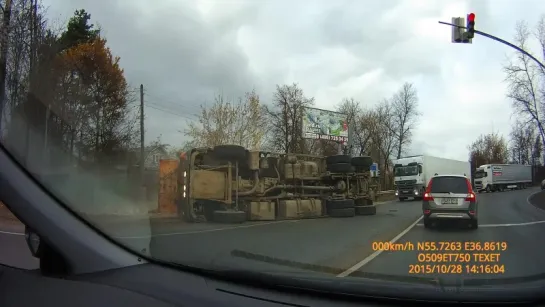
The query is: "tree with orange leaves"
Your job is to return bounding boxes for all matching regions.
[54,36,137,164]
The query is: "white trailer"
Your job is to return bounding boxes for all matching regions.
[474,164,532,192]
[393,155,471,201]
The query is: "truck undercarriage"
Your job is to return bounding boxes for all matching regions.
[176,145,379,223]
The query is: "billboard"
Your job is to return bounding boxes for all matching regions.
[302,107,349,144]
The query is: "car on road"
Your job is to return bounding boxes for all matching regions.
[422,174,478,229]
[541,179,545,190]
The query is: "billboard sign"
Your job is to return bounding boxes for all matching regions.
[302,107,349,144]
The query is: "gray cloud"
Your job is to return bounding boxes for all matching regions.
[42,0,544,159]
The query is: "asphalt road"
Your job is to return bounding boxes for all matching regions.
[145,187,545,282]
[0,222,39,270]
[3,187,545,284]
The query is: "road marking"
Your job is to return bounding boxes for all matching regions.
[115,219,300,239]
[0,230,24,236]
[0,219,300,238]
[336,216,423,278]
[415,220,545,228]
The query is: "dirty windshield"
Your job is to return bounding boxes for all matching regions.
[2,0,545,300]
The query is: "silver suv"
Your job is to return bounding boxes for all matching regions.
[422,174,478,229]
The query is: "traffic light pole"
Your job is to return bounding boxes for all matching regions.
[438,20,545,71]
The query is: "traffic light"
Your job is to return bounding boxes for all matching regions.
[467,13,475,39]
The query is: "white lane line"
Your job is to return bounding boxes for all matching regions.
[0,219,300,238]
[414,219,545,228]
[115,220,300,239]
[0,230,24,236]
[336,216,423,278]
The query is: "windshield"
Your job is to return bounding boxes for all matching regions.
[430,176,469,194]
[474,171,486,179]
[394,165,418,177]
[1,0,545,302]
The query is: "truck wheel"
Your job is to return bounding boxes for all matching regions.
[213,145,247,159]
[326,199,355,210]
[355,205,376,215]
[351,156,373,169]
[326,154,352,165]
[329,207,355,218]
[212,210,247,224]
[326,163,354,173]
[485,185,491,193]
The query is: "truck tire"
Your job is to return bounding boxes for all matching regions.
[326,154,352,165]
[355,205,376,215]
[329,207,356,218]
[354,198,371,206]
[213,145,247,159]
[326,199,355,210]
[351,156,373,169]
[212,210,247,224]
[326,163,354,173]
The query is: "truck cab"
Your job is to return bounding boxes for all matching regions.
[393,156,425,200]
[473,165,489,192]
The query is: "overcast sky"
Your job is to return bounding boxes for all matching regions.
[42,0,543,161]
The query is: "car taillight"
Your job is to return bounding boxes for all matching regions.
[465,179,475,201]
[422,179,434,201]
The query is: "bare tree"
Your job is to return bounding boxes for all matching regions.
[264,83,314,154]
[0,0,13,133]
[503,18,545,163]
[185,90,266,149]
[509,120,535,164]
[368,100,396,189]
[390,82,421,159]
[468,132,509,167]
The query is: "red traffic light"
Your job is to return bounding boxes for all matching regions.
[468,13,475,22]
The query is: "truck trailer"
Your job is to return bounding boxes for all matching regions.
[393,155,471,201]
[474,164,531,192]
[175,145,380,223]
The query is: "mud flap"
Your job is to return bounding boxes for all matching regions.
[212,210,247,224]
[328,207,356,218]
[326,199,355,210]
[355,205,377,216]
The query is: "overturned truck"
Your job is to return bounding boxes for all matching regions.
[176,145,379,223]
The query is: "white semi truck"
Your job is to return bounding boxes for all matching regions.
[393,155,471,201]
[473,164,532,192]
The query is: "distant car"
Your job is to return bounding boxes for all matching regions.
[422,174,478,230]
[541,179,545,190]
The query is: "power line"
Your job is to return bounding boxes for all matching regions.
[141,90,201,120]
[145,102,198,121]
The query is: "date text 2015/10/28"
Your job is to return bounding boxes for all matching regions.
[409,264,506,275]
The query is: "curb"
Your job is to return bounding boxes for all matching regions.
[527,189,545,211]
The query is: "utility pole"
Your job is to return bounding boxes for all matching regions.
[0,0,13,137]
[140,84,145,186]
